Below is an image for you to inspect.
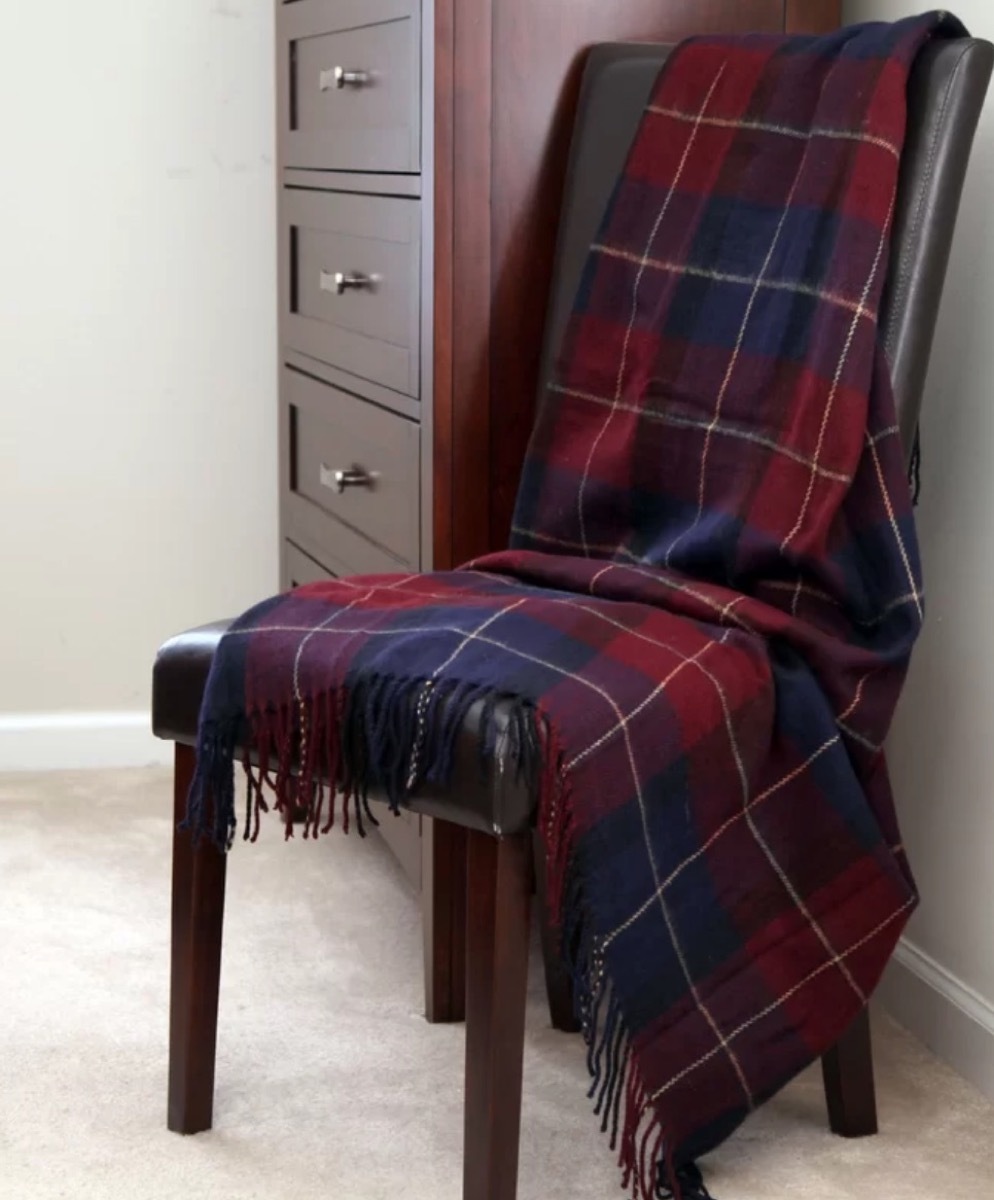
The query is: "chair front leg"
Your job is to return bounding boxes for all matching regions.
[464,830,532,1200]
[822,1006,878,1138]
[168,742,227,1134]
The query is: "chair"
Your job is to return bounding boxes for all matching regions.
[152,38,993,1200]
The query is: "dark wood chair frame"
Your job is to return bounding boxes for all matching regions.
[169,744,877,1200]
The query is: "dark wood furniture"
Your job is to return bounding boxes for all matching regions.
[275,0,843,1022]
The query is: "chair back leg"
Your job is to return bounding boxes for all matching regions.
[168,742,227,1135]
[464,829,532,1200]
[821,1006,879,1138]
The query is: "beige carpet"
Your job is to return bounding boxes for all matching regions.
[1,767,992,1200]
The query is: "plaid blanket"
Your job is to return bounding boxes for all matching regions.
[190,13,963,1197]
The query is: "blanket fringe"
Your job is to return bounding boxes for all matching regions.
[186,675,543,852]
[539,737,701,1200]
[182,718,240,850]
[561,936,699,1200]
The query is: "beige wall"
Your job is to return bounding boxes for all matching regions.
[843,0,994,1096]
[0,2,278,758]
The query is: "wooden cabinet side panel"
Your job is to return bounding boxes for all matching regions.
[432,0,495,569]
[785,1,842,34]
[431,0,455,568]
[378,810,423,890]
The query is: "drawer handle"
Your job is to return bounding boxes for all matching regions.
[321,270,376,296]
[320,463,376,495]
[321,67,371,91]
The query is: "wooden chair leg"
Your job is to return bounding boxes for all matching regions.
[423,817,468,1023]
[822,1006,878,1137]
[168,742,227,1134]
[464,831,532,1200]
[533,829,581,1033]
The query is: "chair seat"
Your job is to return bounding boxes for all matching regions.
[152,622,534,837]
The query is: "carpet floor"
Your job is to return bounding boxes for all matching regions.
[1,766,992,1199]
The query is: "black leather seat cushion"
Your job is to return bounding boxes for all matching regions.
[152,620,534,835]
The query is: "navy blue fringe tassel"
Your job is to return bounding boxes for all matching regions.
[183,719,240,850]
[184,676,540,852]
[559,855,715,1200]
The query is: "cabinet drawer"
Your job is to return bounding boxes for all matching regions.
[278,0,420,173]
[283,189,421,399]
[284,540,336,588]
[287,367,420,568]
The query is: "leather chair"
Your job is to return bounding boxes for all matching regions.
[153,39,993,1200]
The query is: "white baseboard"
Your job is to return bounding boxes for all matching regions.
[878,937,994,1104]
[0,712,173,772]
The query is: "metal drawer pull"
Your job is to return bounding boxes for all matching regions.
[321,67,371,91]
[320,463,376,495]
[320,270,376,296]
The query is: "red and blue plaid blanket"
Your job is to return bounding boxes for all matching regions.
[190,13,962,1197]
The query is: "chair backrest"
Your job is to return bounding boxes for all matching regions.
[538,37,993,459]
